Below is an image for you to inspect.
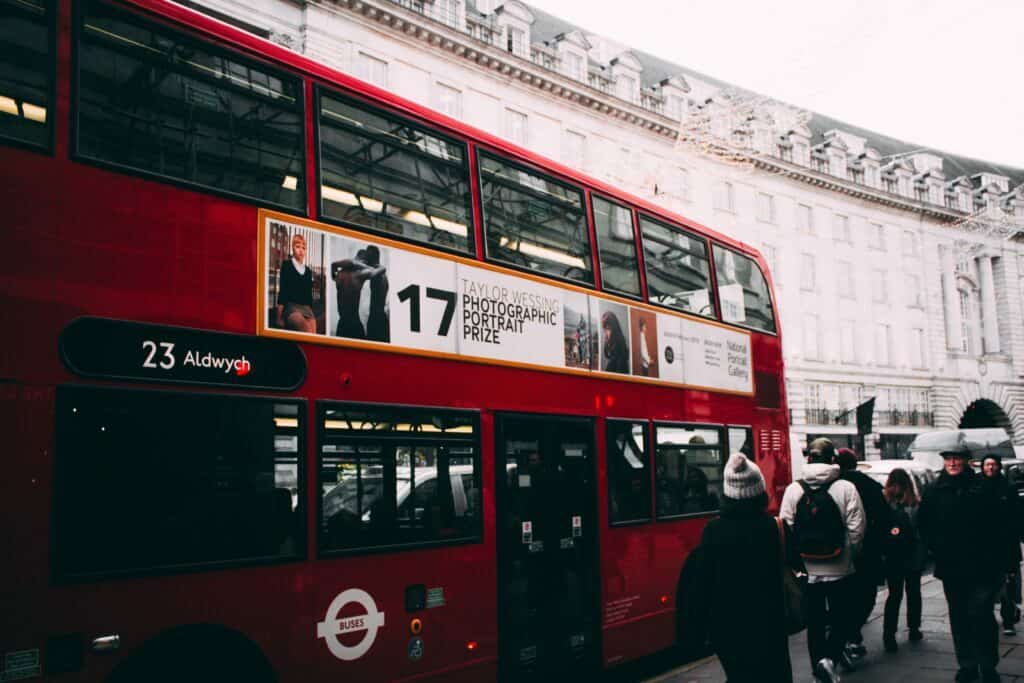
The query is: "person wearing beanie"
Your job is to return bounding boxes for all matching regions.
[685,453,793,682]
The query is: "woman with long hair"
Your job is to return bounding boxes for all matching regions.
[601,311,628,374]
[882,468,925,652]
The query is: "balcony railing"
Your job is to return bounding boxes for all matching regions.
[876,410,934,427]
[804,408,851,426]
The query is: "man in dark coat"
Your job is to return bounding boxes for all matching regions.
[835,446,891,658]
[919,446,1006,683]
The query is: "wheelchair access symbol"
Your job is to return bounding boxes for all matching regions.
[317,588,387,661]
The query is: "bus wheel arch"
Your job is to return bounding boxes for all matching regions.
[105,623,277,683]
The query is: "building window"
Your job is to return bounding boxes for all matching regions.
[356,52,388,87]
[960,192,974,212]
[800,253,816,291]
[433,83,462,119]
[677,167,691,201]
[869,222,886,250]
[883,176,897,194]
[850,168,864,184]
[906,274,922,307]
[804,314,821,360]
[837,261,854,299]
[796,204,814,234]
[840,320,857,363]
[667,95,683,120]
[757,193,775,223]
[833,214,851,243]
[565,51,584,81]
[959,289,973,353]
[875,323,891,366]
[903,230,919,256]
[504,108,528,146]
[507,26,526,56]
[871,269,887,303]
[433,0,460,28]
[866,166,879,187]
[562,130,586,169]
[911,328,926,368]
[761,243,779,277]
[713,181,734,212]
[618,74,637,103]
[794,142,808,165]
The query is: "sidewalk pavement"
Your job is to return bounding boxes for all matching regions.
[648,575,1024,683]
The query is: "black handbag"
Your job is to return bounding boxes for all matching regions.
[776,517,807,635]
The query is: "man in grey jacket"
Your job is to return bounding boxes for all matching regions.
[780,438,865,683]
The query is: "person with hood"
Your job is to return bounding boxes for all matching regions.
[780,438,865,683]
[691,453,794,682]
[919,446,1005,683]
[979,454,1023,637]
[835,446,891,659]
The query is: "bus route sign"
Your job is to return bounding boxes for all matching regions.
[60,317,306,391]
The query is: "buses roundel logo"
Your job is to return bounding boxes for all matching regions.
[317,588,386,661]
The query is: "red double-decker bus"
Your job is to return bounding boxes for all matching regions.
[0,1,790,681]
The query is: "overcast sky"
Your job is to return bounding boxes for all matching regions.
[524,0,1024,170]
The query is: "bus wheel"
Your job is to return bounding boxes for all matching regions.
[105,624,276,683]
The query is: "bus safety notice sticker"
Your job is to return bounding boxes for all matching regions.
[260,211,753,396]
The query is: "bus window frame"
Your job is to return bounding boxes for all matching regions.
[315,400,483,559]
[652,420,726,522]
[638,212,719,321]
[589,193,644,302]
[51,383,308,584]
[605,418,652,527]
[70,0,309,216]
[476,145,597,290]
[0,0,57,153]
[710,243,779,337]
[313,84,479,260]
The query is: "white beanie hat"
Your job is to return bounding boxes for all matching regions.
[723,452,766,500]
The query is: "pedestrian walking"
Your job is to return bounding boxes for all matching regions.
[689,453,794,682]
[919,445,1005,683]
[780,438,865,683]
[835,446,890,660]
[881,468,925,653]
[979,454,1023,636]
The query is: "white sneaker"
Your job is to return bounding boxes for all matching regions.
[815,657,841,683]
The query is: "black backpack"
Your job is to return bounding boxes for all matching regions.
[793,480,846,560]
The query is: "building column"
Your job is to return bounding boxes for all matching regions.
[941,244,963,351]
[978,255,1000,354]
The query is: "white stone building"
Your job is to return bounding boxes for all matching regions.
[189,0,1024,461]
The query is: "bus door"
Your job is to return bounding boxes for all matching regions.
[494,414,599,681]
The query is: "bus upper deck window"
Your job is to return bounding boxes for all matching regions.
[713,245,777,333]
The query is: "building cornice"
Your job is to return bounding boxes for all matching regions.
[315,0,979,226]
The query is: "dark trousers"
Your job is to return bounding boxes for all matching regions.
[1000,571,1021,627]
[849,568,879,642]
[883,569,922,636]
[805,576,855,668]
[943,578,1002,672]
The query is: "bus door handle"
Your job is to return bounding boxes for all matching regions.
[91,635,120,653]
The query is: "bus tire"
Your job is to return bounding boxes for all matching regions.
[105,624,276,683]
